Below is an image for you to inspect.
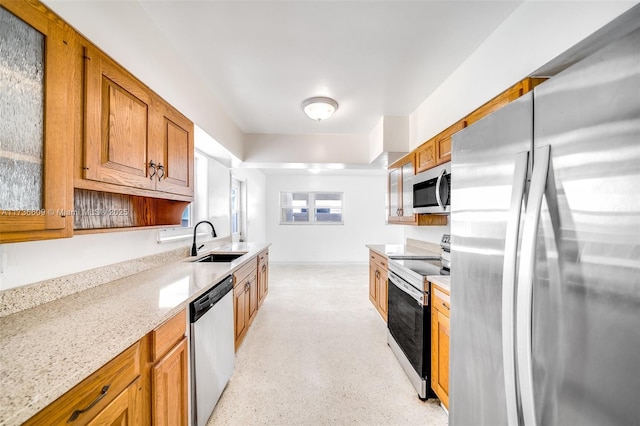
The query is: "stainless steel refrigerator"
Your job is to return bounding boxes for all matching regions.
[449,25,640,426]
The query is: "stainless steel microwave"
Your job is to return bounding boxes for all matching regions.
[412,162,451,214]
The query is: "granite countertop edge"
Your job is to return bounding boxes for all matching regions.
[0,241,270,426]
[365,243,440,259]
[427,275,451,292]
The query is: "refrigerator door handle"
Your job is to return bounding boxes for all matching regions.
[501,150,529,426]
[517,144,551,426]
[435,168,445,210]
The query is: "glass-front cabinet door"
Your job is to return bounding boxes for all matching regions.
[0,1,74,242]
[387,155,416,224]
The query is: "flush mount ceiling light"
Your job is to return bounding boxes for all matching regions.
[301,96,339,121]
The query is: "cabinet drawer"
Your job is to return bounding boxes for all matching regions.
[258,249,269,265]
[432,286,450,317]
[369,251,388,270]
[151,309,186,362]
[234,260,258,287]
[25,341,141,425]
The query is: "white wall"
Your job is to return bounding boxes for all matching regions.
[244,133,370,165]
[0,229,189,290]
[231,168,267,243]
[404,0,637,246]
[265,172,403,263]
[206,158,232,237]
[409,1,638,148]
[0,139,267,291]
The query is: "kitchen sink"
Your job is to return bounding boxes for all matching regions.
[195,252,247,263]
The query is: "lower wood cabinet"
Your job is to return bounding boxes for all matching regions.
[257,249,269,307]
[368,250,389,322]
[149,311,188,426]
[431,284,450,409]
[86,378,143,426]
[233,259,258,350]
[24,309,188,426]
[24,341,142,425]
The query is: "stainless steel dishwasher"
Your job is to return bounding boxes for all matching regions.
[190,275,235,426]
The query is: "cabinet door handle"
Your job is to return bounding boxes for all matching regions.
[148,160,157,179]
[68,385,110,422]
[156,163,165,181]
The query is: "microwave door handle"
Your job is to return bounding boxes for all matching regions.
[435,169,446,210]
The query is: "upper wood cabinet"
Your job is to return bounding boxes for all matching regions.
[0,1,75,243]
[83,44,154,192]
[81,44,194,201]
[387,156,447,226]
[415,140,437,174]
[434,119,465,165]
[465,77,546,126]
[151,100,194,198]
[387,155,416,224]
[415,119,465,174]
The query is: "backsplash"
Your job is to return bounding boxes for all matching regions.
[0,246,189,317]
[406,238,441,254]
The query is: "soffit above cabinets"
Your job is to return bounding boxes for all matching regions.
[41,0,522,136]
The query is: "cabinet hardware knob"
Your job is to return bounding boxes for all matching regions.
[68,385,110,422]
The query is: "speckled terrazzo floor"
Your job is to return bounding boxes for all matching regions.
[208,264,449,426]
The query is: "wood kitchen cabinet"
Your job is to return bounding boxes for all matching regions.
[368,250,389,322]
[257,249,269,307]
[24,341,142,425]
[81,44,194,201]
[387,155,447,226]
[233,259,258,350]
[149,310,188,426]
[415,139,438,174]
[387,155,416,224]
[0,0,75,243]
[431,283,450,409]
[465,77,546,126]
[415,119,466,174]
[86,378,143,426]
[24,309,189,426]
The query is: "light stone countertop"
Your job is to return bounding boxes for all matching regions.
[428,275,450,293]
[0,241,269,426]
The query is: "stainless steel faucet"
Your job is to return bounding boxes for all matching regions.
[191,220,217,256]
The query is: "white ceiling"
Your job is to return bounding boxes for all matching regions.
[44,0,523,137]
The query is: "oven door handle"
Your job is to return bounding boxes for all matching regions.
[388,271,425,305]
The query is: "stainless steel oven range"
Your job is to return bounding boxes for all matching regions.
[387,256,443,400]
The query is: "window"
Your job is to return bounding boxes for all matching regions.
[157,150,206,242]
[280,192,343,224]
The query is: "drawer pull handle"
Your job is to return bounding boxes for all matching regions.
[442,302,450,310]
[68,385,110,422]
